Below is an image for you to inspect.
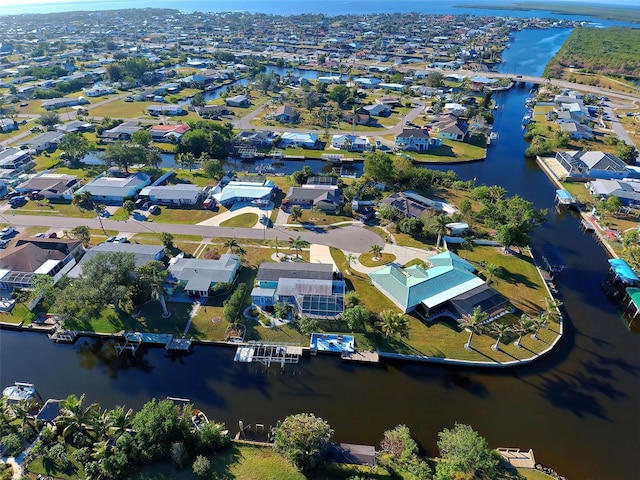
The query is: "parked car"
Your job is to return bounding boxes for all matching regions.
[106,236,117,243]
[1,226,15,237]
[134,198,146,209]
[8,196,26,208]
[116,236,129,243]
[148,205,160,214]
[48,232,58,238]
[142,201,152,210]
[34,232,46,238]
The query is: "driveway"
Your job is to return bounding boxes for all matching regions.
[309,244,338,270]
[197,202,273,228]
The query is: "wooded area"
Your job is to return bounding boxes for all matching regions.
[545,27,640,80]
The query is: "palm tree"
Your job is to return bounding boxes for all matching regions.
[224,238,239,254]
[107,405,133,440]
[289,236,309,259]
[543,296,563,324]
[289,205,303,222]
[150,271,170,318]
[460,236,475,260]
[370,244,382,260]
[376,310,409,339]
[530,313,549,340]
[489,321,512,351]
[177,152,196,171]
[459,306,488,350]
[345,253,356,274]
[487,185,507,203]
[484,263,500,285]
[73,190,106,234]
[433,214,450,249]
[311,205,322,220]
[272,236,280,257]
[58,393,100,442]
[513,314,535,348]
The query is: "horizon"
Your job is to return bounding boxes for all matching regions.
[2,0,640,13]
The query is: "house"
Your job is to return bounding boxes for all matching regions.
[250,262,345,319]
[149,124,190,142]
[41,97,89,111]
[354,77,382,89]
[432,114,469,141]
[342,112,370,126]
[470,76,498,91]
[0,238,84,290]
[225,95,250,107]
[138,184,203,205]
[55,121,94,134]
[83,86,114,97]
[378,191,456,218]
[17,131,64,153]
[0,148,33,172]
[588,178,640,207]
[0,119,17,133]
[167,254,240,297]
[146,104,185,116]
[234,130,279,148]
[16,171,81,200]
[560,122,593,141]
[75,171,151,204]
[279,132,321,149]
[363,103,391,117]
[331,134,370,152]
[556,151,629,180]
[274,105,296,123]
[66,243,165,279]
[395,128,439,152]
[196,105,231,119]
[369,251,508,317]
[100,122,142,142]
[286,177,343,213]
[211,177,275,207]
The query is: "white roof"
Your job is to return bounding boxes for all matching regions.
[420,277,484,308]
[275,278,333,296]
[34,259,61,275]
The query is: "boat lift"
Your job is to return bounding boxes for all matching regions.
[234,341,303,368]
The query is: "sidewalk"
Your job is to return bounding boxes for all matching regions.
[347,244,437,274]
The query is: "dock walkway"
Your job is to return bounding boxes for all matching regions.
[497,448,536,468]
[341,350,380,364]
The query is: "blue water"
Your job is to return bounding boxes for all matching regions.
[1,0,638,28]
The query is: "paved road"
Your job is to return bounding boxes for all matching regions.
[603,105,635,147]
[0,212,383,252]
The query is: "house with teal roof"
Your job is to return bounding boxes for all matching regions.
[368,251,508,319]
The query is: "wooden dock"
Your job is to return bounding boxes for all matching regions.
[497,448,536,468]
[341,350,380,364]
[166,337,192,352]
[48,329,79,344]
[234,341,303,367]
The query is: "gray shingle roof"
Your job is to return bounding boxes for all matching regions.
[257,263,333,282]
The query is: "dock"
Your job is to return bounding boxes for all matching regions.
[166,337,192,352]
[115,331,190,356]
[497,448,536,468]
[234,341,303,367]
[341,350,380,364]
[48,328,79,344]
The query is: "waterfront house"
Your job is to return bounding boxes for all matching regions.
[556,151,629,181]
[394,128,438,152]
[278,132,321,149]
[66,243,165,279]
[470,76,498,91]
[331,134,370,152]
[369,251,508,317]
[225,95,250,107]
[18,131,65,153]
[233,130,279,148]
[588,178,640,207]
[363,103,391,117]
[16,171,81,200]
[0,238,84,290]
[211,177,275,207]
[250,262,345,320]
[76,171,151,204]
[138,184,203,205]
[196,105,231,119]
[431,114,469,141]
[167,254,240,298]
[378,191,456,219]
[149,124,190,142]
[274,105,296,123]
[100,122,142,143]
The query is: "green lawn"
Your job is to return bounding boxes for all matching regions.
[358,252,396,267]
[296,210,353,225]
[220,213,259,228]
[410,138,487,163]
[10,200,97,218]
[151,205,217,224]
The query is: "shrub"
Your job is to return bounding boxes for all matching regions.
[170,441,187,468]
[274,413,333,472]
[0,433,23,456]
[192,454,210,477]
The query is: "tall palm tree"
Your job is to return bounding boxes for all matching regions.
[489,321,512,351]
[370,244,382,260]
[289,236,309,259]
[459,306,488,350]
[345,253,356,274]
[150,271,170,318]
[177,152,196,171]
[433,214,450,249]
[530,313,549,340]
[543,296,563,324]
[484,263,500,285]
[224,238,239,254]
[272,236,280,257]
[461,236,475,260]
[107,405,133,440]
[376,310,409,339]
[513,314,535,348]
[73,190,106,234]
[58,393,100,442]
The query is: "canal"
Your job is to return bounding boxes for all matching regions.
[2,24,640,480]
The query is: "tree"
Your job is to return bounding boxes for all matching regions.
[107,405,133,440]
[30,274,55,307]
[425,71,444,87]
[376,310,409,339]
[177,130,209,157]
[38,111,60,130]
[489,321,512,351]
[192,455,210,477]
[191,93,206,108]
[57,394,100,444]
[377,204,398,221]
[202,159,224,179]
[484,263,500,285]
[615,143,638,164]
[289,205,303,222]
[298,316,318,335]
[310,205,322,220]
[273,413,333,472]
[531,313,549,340]
[543,296,563,324]
[344,291,360,308]
[602,196,622,215]
[131,129,152,147]
[289,236,309,259]
[345,253,356,274]
[224,238,238,253]
[146,148,163,170]
[223,284,246,324]
[291,166,313,185]
[102,141,147,173]
[123,200,135,216]
[138,260,170,317]
[460,236,475,260]
[370,244,382,259]
[380,424,419,465]
[513,314,534,348]
[432,214,450,249]
[343,305,370,332]
[59,132,90,167]
[177,152,197,172]
[436,423,499,480]
[70,225,91,247]
[364,152,394,184]
[159,232,174,251]
[326,84,350,107]
[459,306,487,350]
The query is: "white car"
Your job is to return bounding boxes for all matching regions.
[0,226,16,237]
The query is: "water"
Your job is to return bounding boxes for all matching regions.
[2,16,640,480]
[81,151,179,169]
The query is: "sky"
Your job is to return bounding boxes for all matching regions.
[3,0,640,5]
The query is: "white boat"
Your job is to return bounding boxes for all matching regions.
[192,408,209,430]
[2,382,36,402]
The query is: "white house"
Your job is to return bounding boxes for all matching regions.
[168,254,241,297]
[138,184,204,205]
[76,171,151,204]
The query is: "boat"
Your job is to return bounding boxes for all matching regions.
[192,408,209,430]
[2,382,36,403]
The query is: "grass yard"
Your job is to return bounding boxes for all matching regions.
[220,213,259,228]
[410,138,487,163]
[151,205,217,224]
[358,252,396,267]
[10,200,98,219]
[296,210,353,225]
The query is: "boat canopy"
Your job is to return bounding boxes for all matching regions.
[608,258,640,284]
